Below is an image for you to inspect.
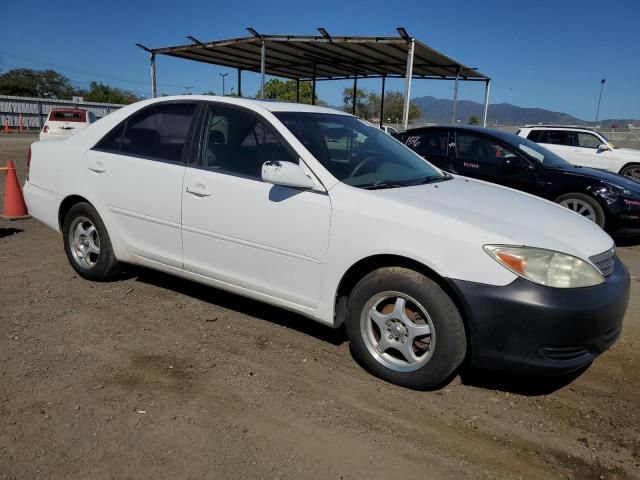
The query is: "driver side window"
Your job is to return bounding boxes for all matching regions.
[577,133,602,149]
[197,105,297,179]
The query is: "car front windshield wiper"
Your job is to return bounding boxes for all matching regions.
[360,179,411,189]
[413,174,453,185]
[359,175,451,190]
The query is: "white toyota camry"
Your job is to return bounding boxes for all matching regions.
[24,96,629,389]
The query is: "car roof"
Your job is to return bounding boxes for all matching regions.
[140,95,350,116]
[49,108,87,113]
[404,124,514,136]
[521,125,596,131]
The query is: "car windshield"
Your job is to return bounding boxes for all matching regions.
[506,134,573,169]
[274,112,444,188]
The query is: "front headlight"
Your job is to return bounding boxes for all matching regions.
[603,182,631,196]
[484,245,604,288]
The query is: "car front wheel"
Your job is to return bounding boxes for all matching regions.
[555,193,606,228]
[619,164,640,181]
[345,267,466,390]
[62,202,119,281]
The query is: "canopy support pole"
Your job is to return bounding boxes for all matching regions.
[151,53,157,98]
[237,68,242,97]
[451,69,460,124]
[259,40,266,98]
[312,67,316,105]
[482,79,491,127]
[379,75,386,128]
[352,75,358,115]
[402,38,415,129]
[296,79,300,103]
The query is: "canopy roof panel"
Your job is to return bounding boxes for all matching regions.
[146,29,489,81]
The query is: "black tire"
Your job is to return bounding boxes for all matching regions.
[62,202,120,281]
[345,267,466,390]
[555,193,606,228]
[619,164,640,181]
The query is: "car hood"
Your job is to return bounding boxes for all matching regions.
[615,148,640,157]
[548,165,640,193]
[371,177,614,260]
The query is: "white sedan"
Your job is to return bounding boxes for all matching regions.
[24,96,629,389]
[39,108,97,141]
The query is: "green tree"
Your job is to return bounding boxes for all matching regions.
[342,88,421,123]
[379,91,421,124]
[261,78,323,104]
[342,87,371,117]
[468,115,481,125]
[0,68,75,98]
[77,82,141,104]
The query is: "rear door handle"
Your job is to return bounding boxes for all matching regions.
[88,162,106,173]
[185,185,211,197]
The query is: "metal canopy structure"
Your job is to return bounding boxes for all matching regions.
[137,28,491,128]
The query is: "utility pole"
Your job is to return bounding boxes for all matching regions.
[219,73,229,96]
[595,78,606,126]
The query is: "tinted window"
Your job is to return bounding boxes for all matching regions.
[542,130,572,146]
[275,112,443,188]
[577,132,602,148]
[88,112,97,123]
[456,133,516,166]
[408,130,448,158]
[198,105,296,178]
[121,103,196,162]
[527,130,542,142]
[94,122,125,152]
[50,110,86,123]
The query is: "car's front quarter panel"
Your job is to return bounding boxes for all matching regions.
[315,183,519,324]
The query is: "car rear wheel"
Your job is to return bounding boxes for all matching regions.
[555,193,606,228]
[620,164,640,181]
[62,202,119,281]
[345,267,466,390]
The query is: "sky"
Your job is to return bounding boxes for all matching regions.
[2,0,639,120]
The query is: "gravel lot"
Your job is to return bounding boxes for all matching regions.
[1,134,639,479]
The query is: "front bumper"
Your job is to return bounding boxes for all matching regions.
[607,197,640,229]
[448,256,630,374]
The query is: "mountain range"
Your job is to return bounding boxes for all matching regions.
[411,96,638,127]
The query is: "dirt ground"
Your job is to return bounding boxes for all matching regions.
[1,135,639,480]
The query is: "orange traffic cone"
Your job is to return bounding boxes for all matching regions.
[1,160,30,220]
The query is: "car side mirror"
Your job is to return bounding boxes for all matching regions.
[597,143,610,152]
[262,161,315,189]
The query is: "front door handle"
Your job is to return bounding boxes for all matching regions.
[185,185,211,197]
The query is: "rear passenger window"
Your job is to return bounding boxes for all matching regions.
[542,130,572,146]
[94,122,125,152]
[121,103,196,163]
[198,105,296,179]
[527,130,542,142]
[410,130,448,158]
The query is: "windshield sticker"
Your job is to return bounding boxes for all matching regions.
[405,136,421,148]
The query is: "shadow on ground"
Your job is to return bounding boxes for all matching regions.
[129,266,347,347]
[459,365,589,396]
[121,266,589,395]
[0,227,23,239]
